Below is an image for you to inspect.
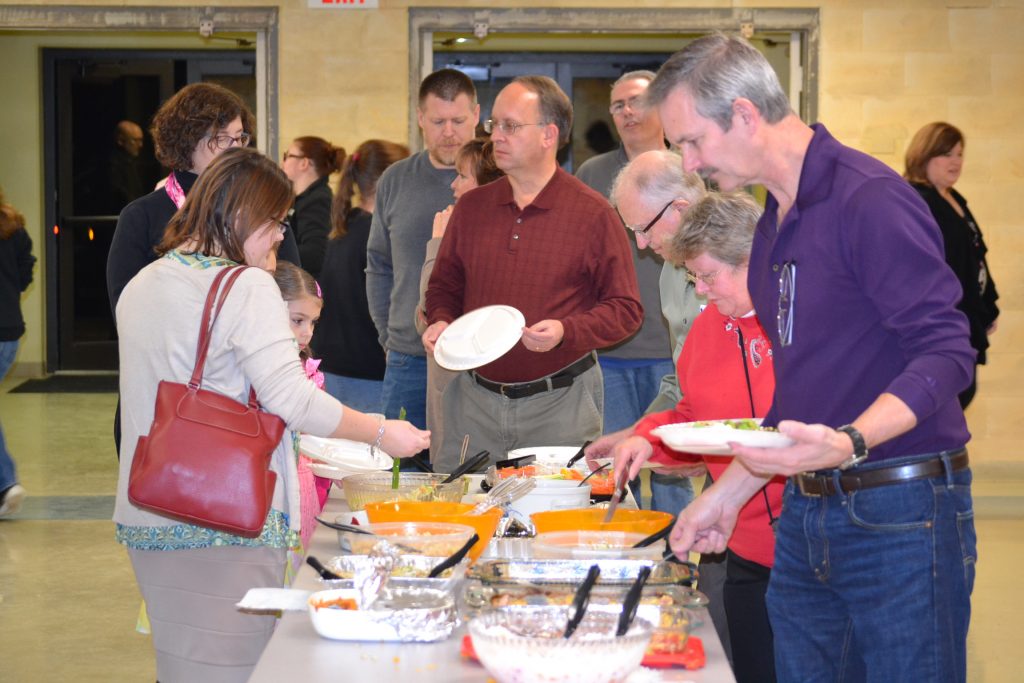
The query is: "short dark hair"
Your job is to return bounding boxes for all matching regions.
[648,33,791,131]
[157,148,292,264]
[418,68,477,108]
[904,122,964,185]
[151,83,255,171]
[511,75,573,148]
[456,138,504,186]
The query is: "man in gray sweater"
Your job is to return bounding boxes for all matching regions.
[366,69,480,436]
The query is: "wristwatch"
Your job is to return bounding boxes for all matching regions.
[836,424,868,470]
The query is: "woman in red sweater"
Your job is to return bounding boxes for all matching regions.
[612,191,783,683]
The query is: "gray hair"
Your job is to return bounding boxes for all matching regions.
[668,191,762,267]
[613,70,657,89]
[647,33,791,131]
[609,149,706,212]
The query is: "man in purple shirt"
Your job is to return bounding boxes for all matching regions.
[647,34,976,682]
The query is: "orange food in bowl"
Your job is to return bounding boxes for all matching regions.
[530,508,674,535]
[364,500,502,562]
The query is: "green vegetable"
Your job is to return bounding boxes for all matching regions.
[391,408,405,489]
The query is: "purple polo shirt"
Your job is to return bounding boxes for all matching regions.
[748,124,974,462]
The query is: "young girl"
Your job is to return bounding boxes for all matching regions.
[273,261,329,551]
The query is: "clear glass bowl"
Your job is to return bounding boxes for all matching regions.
[467,606,653,683]
[532,530,665,561]
[340,472,466,511]
[364,500,502,562]
[334,520,475,557]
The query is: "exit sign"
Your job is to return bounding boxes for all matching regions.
[309,0,378,7]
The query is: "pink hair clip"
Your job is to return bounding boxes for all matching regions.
[351,152,360,163]
[315,280,323,298]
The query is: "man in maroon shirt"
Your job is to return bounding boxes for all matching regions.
[423,75,643,462]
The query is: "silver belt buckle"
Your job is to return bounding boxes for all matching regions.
[795,473,821,498]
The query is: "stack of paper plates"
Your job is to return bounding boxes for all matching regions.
[299,434,393,480]
[434,305,525,371]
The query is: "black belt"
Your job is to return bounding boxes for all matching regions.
[793,449,969,497]
[473,353,596,400]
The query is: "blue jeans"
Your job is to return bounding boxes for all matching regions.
[649,470,695,516]
[598,357,674,433]
[380,350,428,430]
[0,340,19,491]
[323,371,384,415]
[767,451,976,682]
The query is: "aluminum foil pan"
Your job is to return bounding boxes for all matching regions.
[322,554,466,582]
[307,586,458,642]
[467,559,696,587]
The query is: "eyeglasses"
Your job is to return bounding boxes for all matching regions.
[609,95,646,116]
[282,152,306,162]
[274,219,290,235]
[617,199,676,236]
[777,260,796,348]
[684,268,721,286]
[483,119,546,136]
[207,132,251,150]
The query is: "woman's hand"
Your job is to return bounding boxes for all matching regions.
[432,205,454,239]
[611,435,654,484]
[380,420,431,458]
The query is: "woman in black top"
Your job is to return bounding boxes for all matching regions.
[905,122,999,408]
[0,187,35,516]
[313,140,409,413]
[280,137,346,278]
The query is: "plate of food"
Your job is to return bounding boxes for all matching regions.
[652,419,794,454]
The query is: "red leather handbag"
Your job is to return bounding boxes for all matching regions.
[128,266,287,538]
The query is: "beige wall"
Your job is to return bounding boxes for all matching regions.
[1,1,1019,467]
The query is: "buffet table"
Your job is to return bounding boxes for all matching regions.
[249,495,736,683]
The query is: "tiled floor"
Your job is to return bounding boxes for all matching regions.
[0,377,1021,682]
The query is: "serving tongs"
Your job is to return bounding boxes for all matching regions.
[631,522,673,548]
[576,461,610,487]
[427,533,479,578]
[563,564,601,638]
[306,555,342,581]
[615,565,653,636]
[470,475,536,515]
[564,440,593,468]
[439,450,490,484]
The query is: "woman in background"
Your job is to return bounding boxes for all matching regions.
[313,140,409,413]
[280,136,346,278]
[904,122,999,408]
[115,147,428,682]
[416,138,504,470]
[0,187,35,517]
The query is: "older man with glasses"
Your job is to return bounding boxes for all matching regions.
[649,34,976,682]
[423,75,643,464]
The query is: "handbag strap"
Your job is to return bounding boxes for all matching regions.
[188,266,249,390]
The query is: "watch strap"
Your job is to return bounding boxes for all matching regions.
[837,424,868,470]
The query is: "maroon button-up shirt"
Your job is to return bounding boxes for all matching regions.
[426,168,643,383]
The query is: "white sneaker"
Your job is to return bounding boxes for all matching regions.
[0,484,25,517]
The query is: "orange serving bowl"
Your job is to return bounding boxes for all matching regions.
[530,508,674,536]
[363,500,502,562]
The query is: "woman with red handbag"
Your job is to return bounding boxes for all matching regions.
[113,147,430,683]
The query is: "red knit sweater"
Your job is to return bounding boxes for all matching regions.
[635,306,783,568]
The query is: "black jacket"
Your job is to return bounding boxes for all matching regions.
[913,183,999,363]
[0,227,35,341]
[289,175,332,279]
[311,208,386,380]
[106,170,301,319]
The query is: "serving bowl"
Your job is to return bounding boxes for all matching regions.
[531,508,673,536]
[340,472,465,511]
[334,520,475,557]
[467,605,653,683]
[532,530,664,561]
[506,480,591,518]
[364,500,501,562]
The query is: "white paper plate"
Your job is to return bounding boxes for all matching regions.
[653,419,794,454]
[434,305,525,371]
[299,434,393,472]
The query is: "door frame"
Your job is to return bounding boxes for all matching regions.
[0,5,278,372]
[410,6,820,151]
